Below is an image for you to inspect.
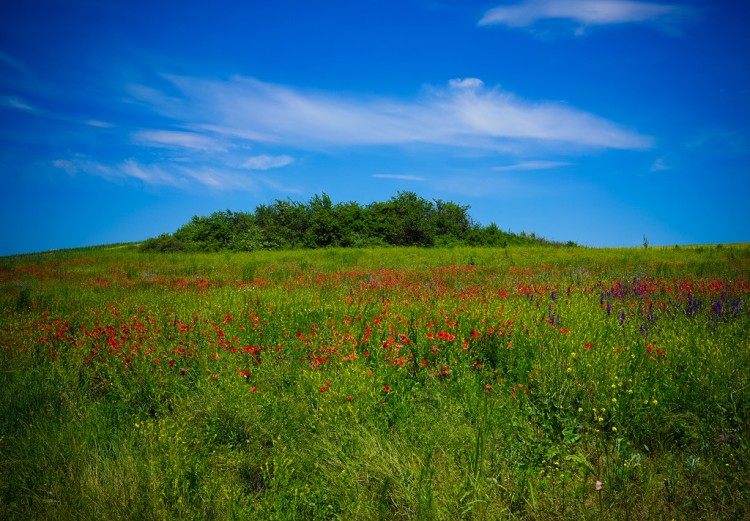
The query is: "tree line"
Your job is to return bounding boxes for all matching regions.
[140,192,575,253]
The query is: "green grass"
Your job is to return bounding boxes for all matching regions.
[1,244,749,519]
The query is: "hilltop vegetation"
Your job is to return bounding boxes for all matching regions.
[140,192,572,253]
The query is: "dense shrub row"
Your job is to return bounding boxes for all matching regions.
[141,192,572,252]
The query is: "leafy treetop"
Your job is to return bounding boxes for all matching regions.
[140,192,574,252]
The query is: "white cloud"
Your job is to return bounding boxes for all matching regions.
[53,156,180,185]
[53,157,107,177]
[120,160,184,186]
[479,0,686,31]
[493,160,572,171]
[1,95,37,113]
[0,52,30,75]
[52,159,80,176]
[52,156,272,192]
[448,78,485,91]
[129,74,651,152]
[80,74,652,195]
[649,157,670,172]
[84,119,114,128]
[372,174,426,181]
[241,154,294,170]
[133,129,226,151]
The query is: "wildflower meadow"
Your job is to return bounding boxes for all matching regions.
[1,244,749,520]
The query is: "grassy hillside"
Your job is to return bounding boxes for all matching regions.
[1,244,749,520]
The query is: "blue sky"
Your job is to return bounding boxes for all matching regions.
[1,0,748,255]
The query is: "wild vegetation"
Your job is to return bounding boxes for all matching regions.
[1,243,749,520]
[140,192,569,252]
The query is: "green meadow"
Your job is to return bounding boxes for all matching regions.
[1,244,749,520]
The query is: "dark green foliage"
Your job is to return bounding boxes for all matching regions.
[139,233,188,253]
[140,192,571,253]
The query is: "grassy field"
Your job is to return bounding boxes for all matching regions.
[1,244,749,520]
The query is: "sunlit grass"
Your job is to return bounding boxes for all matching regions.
[1,244,749,519]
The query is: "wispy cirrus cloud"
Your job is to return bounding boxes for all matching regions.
[54,157,183,186]
[52,156,279,193]
[1,95,38,113]
[241,154,294,170]
[493,160,572,172]
[132,129,227,151]
[0,52,29,75]
[479,0,692,34]
[84,119,114,128]
[649,156,670,172]
[128,74,651,153]
[372,174,426,181]
[52,74,651,195]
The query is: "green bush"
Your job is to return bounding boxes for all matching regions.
[140,192,564,253]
